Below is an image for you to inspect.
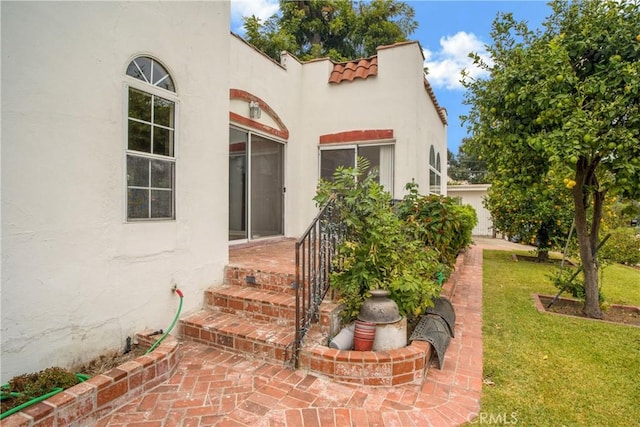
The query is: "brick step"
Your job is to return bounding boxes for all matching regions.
[205,286,296,326]
[224,266,296,295]
[180,311,294,363]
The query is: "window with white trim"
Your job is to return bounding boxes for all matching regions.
[429,145,441,194]
[125,57,176,220]
[319,144,394,195]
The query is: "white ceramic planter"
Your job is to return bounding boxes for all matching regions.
[373,317,407,351]
[328,323,355,350]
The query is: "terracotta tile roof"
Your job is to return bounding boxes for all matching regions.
[326,50,447,126]
[329,56,378,84]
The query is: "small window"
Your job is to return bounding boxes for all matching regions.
[429,145,441,194]
[319,144,394,195]
[125,57,176,220]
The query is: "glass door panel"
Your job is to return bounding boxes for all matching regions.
[250,135,284,239]
[229,128,248,240]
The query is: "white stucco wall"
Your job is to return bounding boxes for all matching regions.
[1,1,230,381]
[1,2,449,381]
[292,42,448,234]
[226,40,447,238]
[447,184,494,236]
[228,36,308,237]
[377,43,447,197]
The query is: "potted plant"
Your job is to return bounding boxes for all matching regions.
[315,159,443,327]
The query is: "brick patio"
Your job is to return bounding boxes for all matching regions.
[94,243,484,426]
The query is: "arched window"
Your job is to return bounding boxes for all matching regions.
[429,145,441,194]
[125,57,177,220]
[126,57,175,91]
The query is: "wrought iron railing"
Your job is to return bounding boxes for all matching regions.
[290,194,344,367]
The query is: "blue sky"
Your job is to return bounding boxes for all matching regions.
[230,1,552,155]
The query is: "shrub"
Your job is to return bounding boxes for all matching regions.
[598,227,640,265]
[396,182,478,267]
[549,268,604,303]
[315,160,443,322]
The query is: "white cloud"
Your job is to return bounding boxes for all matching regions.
[423,31,492,91]
[230,0,279,33]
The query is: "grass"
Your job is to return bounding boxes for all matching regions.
[512,248,640,305]
[480,250,640,426]
[600,263,640,306]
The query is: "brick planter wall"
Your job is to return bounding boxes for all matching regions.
[2,336,181,427]
[299,340,433,386]
[298,249,465,386]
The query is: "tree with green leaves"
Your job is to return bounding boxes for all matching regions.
[448,139,489,184]
[242,0,417,62]
[462,0,640,318]
[483,173,575,261]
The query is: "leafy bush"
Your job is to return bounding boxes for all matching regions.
[549,268,604,303]
[550,268,585,300]
[598,227,640,265]
[396,182,478,267]
[315,161,442,322]
[451,203,478,257]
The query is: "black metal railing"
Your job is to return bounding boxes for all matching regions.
[290,194,344,367]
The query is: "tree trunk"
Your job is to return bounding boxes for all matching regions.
[536,223,550,262]
[572,158,602,319]
[536,250,549,262]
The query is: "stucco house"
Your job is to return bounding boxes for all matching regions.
[1,1,447,381]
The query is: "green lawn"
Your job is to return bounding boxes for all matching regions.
[600,263,640,306]
[480,250,640,426]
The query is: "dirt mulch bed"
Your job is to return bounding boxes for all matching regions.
[1,345,148,415]
[69,344,148,377]
[534,294,640,327]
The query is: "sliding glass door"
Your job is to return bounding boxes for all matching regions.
[229,127,284,241]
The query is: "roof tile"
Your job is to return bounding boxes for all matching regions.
[329,56,378,83]
[326,53,447,126]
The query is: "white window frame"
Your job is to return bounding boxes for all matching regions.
[123,56,179,222]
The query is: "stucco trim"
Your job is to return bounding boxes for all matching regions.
[377,40,424,58]
[423,78,448,126]
[229,112,289,140]
[229,89,289,140]
[319,129,394,144]
[230,33,286,70]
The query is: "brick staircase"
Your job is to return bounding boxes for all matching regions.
[180,258,340,365]
[179,265,297,363]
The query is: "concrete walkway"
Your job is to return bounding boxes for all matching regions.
[96,243,487,426]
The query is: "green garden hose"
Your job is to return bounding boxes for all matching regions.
[0,374,89,420]
[146,288,184,354]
